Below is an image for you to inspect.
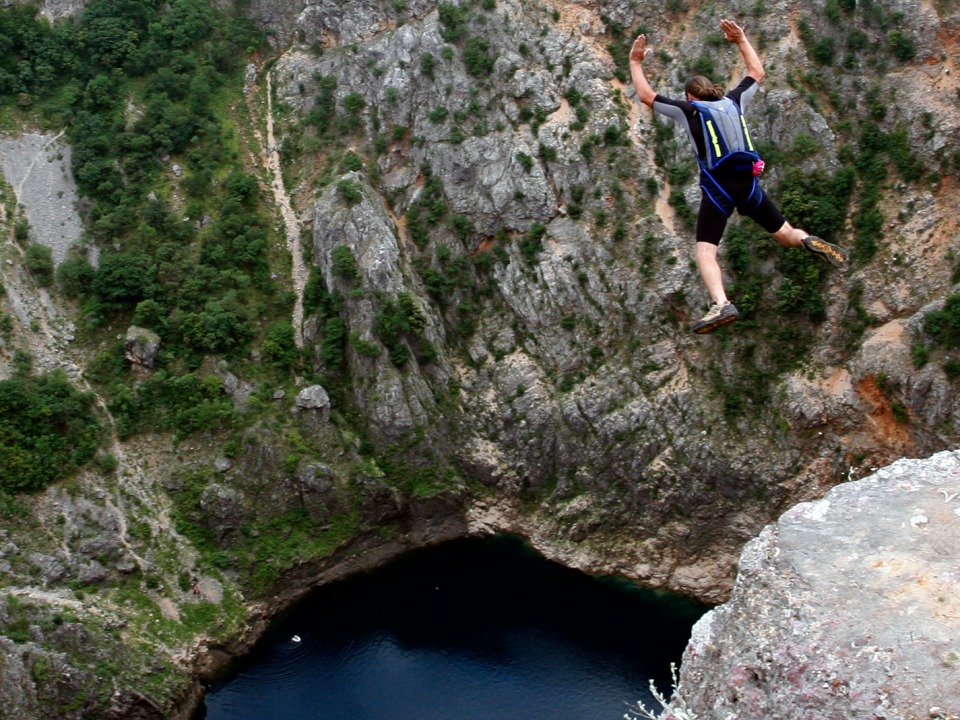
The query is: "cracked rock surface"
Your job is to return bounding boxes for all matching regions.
[677,450,960,720]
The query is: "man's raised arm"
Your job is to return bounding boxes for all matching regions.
[721,19,765,83]
[629,34,656,107]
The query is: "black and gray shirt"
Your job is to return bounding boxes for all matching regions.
[651,77,760,164]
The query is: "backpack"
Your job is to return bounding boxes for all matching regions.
[690,97,764,217]
[690,97,760,172]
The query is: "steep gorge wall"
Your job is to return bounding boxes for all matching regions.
[0,0,959,716]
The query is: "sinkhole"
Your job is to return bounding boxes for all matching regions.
[197,535,708,720]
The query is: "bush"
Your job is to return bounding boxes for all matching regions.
[519,223,547,265]
[925,295,960,347]
[888,30,915,62]
[342,92,365,113]
[341,152,363,172]
[420,53,435,78]
[56,257,96,296]
[812,38,835,65]
[911,343,929,368]
[320,316,346,368]
[262,321,298,370]
[25,244,54,286]
[944,358,960,382]
[337,179,363,205]
[13,219,30,244]
[464,37,494,76]
[331,245,358,281]
[0,369,101,492]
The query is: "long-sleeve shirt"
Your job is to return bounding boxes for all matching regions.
[651,77,760,163]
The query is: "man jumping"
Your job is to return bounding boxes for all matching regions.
[629,19,848,334]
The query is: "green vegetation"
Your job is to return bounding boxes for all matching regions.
[24,244,53,286]
[0,0,304,442]
[0,362,100,492]
[405,166,447,247]
[925,296,960,347]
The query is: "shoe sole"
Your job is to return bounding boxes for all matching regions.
[692,313,737,334]
[805,238,848,268]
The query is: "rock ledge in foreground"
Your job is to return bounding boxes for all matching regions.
[677,450,960,720]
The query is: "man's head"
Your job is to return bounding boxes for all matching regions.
[685,75,725,101]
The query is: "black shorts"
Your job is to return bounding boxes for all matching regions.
[696,171,785,246]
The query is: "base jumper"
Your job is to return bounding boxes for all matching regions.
[629,19,849,334]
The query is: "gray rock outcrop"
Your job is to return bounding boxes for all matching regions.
[124,326,161,369]
[293,384,331,421]
[677,451,960,719]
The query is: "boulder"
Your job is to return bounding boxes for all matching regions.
[124,326,161,369]
[293,385,331,422]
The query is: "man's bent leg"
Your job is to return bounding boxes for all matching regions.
[770,221,806,248]
[695,241,728,305]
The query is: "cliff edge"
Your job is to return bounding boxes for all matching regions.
[677,450,960,719]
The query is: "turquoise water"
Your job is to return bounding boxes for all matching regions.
[199,535,707,720]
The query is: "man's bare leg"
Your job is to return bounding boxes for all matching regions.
[695,241,729,305]
[771,221,806,248]
[772,221,849,266]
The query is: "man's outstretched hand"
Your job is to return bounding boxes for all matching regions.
[630,34,651,63]
[720,19,745,43]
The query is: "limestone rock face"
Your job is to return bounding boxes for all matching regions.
[124,326,161,369]
[677,451,960,719]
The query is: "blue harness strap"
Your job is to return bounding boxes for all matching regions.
[743,177,763,213]
[700,168,736,217]
[700,171,764,218]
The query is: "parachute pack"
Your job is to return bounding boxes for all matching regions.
[691,97,763,217]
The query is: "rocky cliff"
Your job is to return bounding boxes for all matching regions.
[675,450,960,720]
[0,0,959,716]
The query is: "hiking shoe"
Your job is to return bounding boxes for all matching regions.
[802,236,848,268]
[692,302,739,334]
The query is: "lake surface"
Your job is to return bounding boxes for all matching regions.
[199,535,707,720]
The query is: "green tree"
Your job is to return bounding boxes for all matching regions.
[25,244,54,286]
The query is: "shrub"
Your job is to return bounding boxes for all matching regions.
[519,223,547,265]
[420,53,435,78]
[342,92,366,113]
[341,152,363,172]
[25,244,54,286]
[337,179,363,205]
[428,105,448,123]
[349,332,381,356]
[464,37,495,76]
[516,152,533,172]
[262,321,298,370]
[891,401,908,424]
[56,257,96,296]
[13,219,30,244]
[331,245,359,281]
[925,295,960,346]
[320,316,346,368]
[812,38,835,65]
[888,30,915,62]
[911,343,929,368]
[944,358,960,381]
[0,369,101,492]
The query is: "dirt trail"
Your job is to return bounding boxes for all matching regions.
[244,66,307,349]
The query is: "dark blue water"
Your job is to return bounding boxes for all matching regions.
[199,536,706,720]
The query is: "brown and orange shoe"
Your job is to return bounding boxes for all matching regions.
[802,236,848,268]
[692,302,739,334]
